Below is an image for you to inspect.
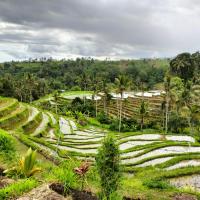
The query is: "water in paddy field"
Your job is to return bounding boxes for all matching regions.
[170,174,200,191]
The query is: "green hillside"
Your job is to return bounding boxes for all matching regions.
[1,52,200,199]
[1,95,200,199]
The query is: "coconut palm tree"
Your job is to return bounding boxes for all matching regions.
[161,100,166,130]
[178,82,200,133]
[76,72,91,105]
[170,53,194,84]
[14,80,24,102]
[53,90,60,114]
[101,81,112,114]
[139,100,148,131]
[115,75,131,132]
[91,76,101,117]
[164,73,171,134]
[25,73,37,103]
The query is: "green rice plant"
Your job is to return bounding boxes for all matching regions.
[22,112,43,134]
[156,154,200,169]
[0,106,29,130]
[0,99,18,117]
[0,178,38,200]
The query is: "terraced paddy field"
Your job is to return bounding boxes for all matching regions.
[1,96,200,198]
[98,94,165,124]
[35,90,164,125]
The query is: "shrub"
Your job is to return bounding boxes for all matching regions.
[4,148,41,178]
[70,86,81,91]
[109,118,138,132]
[48,160,79,192]
[0,129,15,152]
[71,98,95,116]
[143,179,172,189]
[74,161,90,190]
[109,119,119,131]
[74,111,88,126]
[97,112,111,124]
[96,134,121,199]
[168,112,188,133]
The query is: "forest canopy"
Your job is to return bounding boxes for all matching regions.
[0,58,168,102]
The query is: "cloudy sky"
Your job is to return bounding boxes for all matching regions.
[0,0,200,62]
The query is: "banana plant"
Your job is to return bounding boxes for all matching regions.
[4,148,41,178]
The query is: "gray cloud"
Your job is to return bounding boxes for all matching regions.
[0,0,200,61]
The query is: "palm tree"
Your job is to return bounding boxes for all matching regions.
[190,105,200,131]
[76,72,90,105]
[115,75,131,132]
[91,76,101,118]
[25,73,36,103]
[14,80,24,102]
[190,84,200,106]
[53,90,60,114]
[101,81,111,114]
[161,101,166,130]
[164,73,171,134]
[139,100,148,131]
[178,82,200,133]
[161,77,183,131]
[170,53,194,84]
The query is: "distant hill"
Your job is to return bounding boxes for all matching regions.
[0,58,169,102]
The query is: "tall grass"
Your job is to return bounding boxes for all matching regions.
[0,179,38,199]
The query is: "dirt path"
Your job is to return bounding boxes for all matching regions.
[17,184,68,200]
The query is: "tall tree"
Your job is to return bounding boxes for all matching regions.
[53,90,60,115]
[139,100,148,131]
[170,53,194,83]
[25,73,37,103]
[164,73,171,134]
[178,82,200,133]
[76,72,91,105]
[115,75,131,132]
[91,76,101,117]
[101,81,112,114]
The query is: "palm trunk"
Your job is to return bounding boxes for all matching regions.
[162,111,165,131]
[103,96,106,113]
[119,97,122,132]
[29,90,32,103]
[55,103,58,115]
[141,115,144,131]
[165,96,169,134]
[188,116,192,134]
[95,99,98,117]
[20,93,23,102]
[117,98,119,118]
[83,85,86,106]
[107,101,109,116]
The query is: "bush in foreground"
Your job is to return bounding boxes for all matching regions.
[0,129,15,152]
[4,148,41,178]
[96,134,121,199]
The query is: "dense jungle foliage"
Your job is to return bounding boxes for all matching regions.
[0,58,168,102]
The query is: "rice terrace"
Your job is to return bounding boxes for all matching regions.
[0,1,200,200]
